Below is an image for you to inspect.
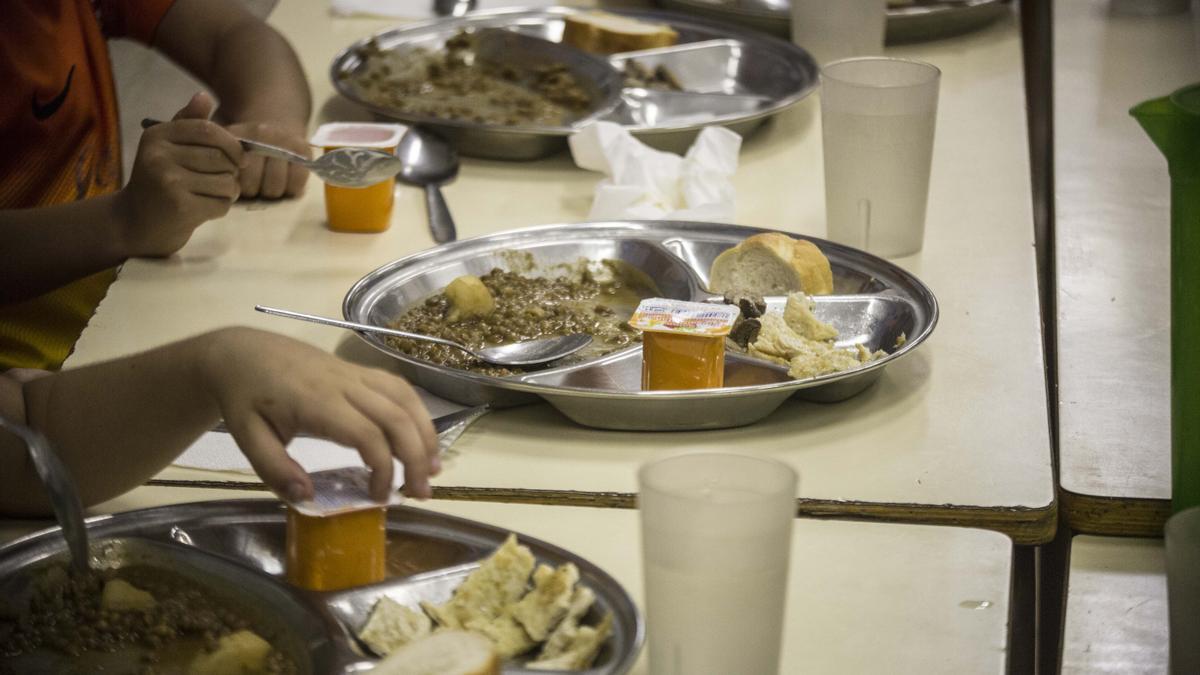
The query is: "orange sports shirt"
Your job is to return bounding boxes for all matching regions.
[0,0,176,370]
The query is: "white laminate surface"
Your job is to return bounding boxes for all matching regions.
[1056,0,1200,504]
[1061,535,1169,674]
[74,2,1053,532]
[0,488,1014,675]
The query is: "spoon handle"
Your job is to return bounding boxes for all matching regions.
[140,118,311,167]
[424,184,457,244]
[254,306,472,354]
[0,417,89,574]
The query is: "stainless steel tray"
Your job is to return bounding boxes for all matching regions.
[330,7,818,159]
[343,221,938,431]
[0,500,642,674]
[652,0,1011,43]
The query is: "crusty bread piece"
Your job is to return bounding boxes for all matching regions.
[708,233,834,296]
[512,563,579,641]
[463,611,537,659]
[369,630,500,675]
[527,613,613,671]
[422,534,535,630]
[359,597,433,656]
[562,11,679,55]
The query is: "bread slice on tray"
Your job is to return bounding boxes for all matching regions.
[370,630,500,675]
[708,232,834,296]
[358,596,433,656]
[562,11,679,54]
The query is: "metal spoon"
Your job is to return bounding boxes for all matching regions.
[141,118,403,189]
[433,0,476,16]
[396,127,459,243]
[0,417,89,574]
[255,306,592,367]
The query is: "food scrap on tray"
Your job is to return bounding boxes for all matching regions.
[346,32,593,127]
[357,534,613,671]
[738,292,885,380]
[387,259,654,376]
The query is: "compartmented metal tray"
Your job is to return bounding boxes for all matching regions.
[343,221,938,431]
[330,7,818,159]
[0,500,642,674]
[652,0,1010,43]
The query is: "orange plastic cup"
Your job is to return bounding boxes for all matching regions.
[285,506,386,591]
[309,123,407,233]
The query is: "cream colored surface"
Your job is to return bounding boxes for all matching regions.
[1061,535,1168,674]
[1056,1,1199,503]
[75,3,1052,521]
[0,488,1013,674]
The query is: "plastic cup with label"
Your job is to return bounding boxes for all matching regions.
[309,123,407,233]
[629,299,740,390]
[821,57,941,258]
[791,0,887,66]
[283,467,399,591]
[639,453,798,675]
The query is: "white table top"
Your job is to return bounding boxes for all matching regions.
[1055,0,1200,534]
[76,1,1054,542]
[1061,535,1168,674]
[0,487,1014,675]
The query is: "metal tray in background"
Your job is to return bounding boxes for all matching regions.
[343,221,938,431]
[330,7,818,159]
[652,0,1011,43]
[0,500,643,675]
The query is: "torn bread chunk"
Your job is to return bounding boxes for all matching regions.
[358,597,434,656]
[527,613,613,671]
[512,563,580,641]
[422,534,536,630]
[464,611,537,659]
[538,585,596,660]
[369,630,500,675]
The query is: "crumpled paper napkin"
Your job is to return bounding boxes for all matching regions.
[331,0,556,20]
[569,121,741,222]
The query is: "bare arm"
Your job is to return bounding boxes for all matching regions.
[154,0,313,199]
[0,328,438,517]
[0,196,127,303]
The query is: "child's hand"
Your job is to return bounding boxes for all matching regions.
[198,328,439,502]
[225,121,311,199]
[116,92,243,258]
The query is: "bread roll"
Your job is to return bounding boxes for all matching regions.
[369,630,500,675]
[562,12,679,55]
[708,233,834,296]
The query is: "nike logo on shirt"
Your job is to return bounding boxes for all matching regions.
[31,64,75,121]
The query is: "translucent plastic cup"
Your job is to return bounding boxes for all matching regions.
[821,57,941,258]
[638,453,798,675]
[791,0,887,66]
[1166,506,1200,674]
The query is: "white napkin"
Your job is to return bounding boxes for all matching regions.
[172,387,467,480]
[569,122,741,222]
[331,0,557,20]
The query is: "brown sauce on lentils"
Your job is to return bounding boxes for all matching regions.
[387,267,648,377]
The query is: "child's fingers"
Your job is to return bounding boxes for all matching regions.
[259,158,289,200]
[239,156,266,199]
[188,173,241,202]
[285,164,308,197]
[361,370,437,454]
[164,120,244,166]
[173,146,239,174]
[172,91,216,121]
[345,388,432,499]
[227,413,311,502]
[302,400,395,502]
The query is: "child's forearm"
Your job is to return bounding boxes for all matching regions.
[0,195,131,304]
[0,334,222,516]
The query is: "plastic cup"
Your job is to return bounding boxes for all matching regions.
[791,0,887,66]
[820,57,941,258]
[309,123,406,233]
[639,453,798,675]
[1166,506,1200,674]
